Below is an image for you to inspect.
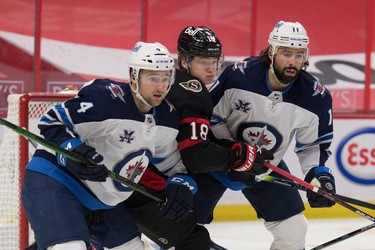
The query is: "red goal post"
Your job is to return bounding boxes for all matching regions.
[0,92,75,250]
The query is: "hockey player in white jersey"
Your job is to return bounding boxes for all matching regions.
[206,21,336,250]
[21,42,210,250]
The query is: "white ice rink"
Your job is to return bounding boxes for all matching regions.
[206,218,374,250]
[26,217,374,250]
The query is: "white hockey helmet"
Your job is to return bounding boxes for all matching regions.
[129,41,175,85]
[128,42,175,107]
[268,21,309,62]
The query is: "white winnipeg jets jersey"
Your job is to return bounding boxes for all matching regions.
[27,79,185,208]
[210,57,333,175]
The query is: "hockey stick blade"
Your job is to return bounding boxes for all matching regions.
[259,174,375,210]
[0,117,164,203]
[264,162,375,223]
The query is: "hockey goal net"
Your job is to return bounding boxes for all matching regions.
[0,92,75,250]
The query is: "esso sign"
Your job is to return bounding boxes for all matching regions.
[336,127,375,184]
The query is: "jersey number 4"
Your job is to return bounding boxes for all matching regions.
[77,102,94,113]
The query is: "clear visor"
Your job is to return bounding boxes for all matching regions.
[187,55,224,69]
[139,69,174,86]
[276,49,306,63]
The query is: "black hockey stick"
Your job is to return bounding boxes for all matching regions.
[258,175,375,249]
[310,223,375,250]
[263,162,375,249]
[0,117,164,203]
[264,162,375,223]
[257,174,375,210]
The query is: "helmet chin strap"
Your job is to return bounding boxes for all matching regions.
[130,81,153,108]
[135,92,153,108]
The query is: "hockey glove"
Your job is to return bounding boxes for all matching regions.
[158,174,197,222]
[57,139,108,182]
[304,166,336,208]
[230,141,274,175]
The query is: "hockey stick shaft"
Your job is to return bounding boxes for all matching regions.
[310,223,375,250]
[0,117,164,203]
[259,175,375,210]
[264,162,375,223]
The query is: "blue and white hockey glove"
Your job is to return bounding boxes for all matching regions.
[57,139,108,182]
[304,166,336,208]
[158,174,197,222]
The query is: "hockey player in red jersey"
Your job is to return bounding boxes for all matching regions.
[166,26,274,249]
[167,26,273,175]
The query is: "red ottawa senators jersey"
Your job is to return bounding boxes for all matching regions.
[166,70,235,173]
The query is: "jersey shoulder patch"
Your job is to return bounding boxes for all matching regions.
[179,79,203,93]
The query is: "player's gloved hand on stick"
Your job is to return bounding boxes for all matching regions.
[158,174,197,222]
[304,166,336,207]
[230,141,274,175]
[57,139,108,182]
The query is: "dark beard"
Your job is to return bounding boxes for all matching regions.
[273,66,299,85]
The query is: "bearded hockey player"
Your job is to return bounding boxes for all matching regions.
[209,21,335,250]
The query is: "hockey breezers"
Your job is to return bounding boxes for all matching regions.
[257,174,375,210]
[263,161,375,249]
[0,117,164,203]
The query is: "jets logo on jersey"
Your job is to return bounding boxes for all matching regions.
[126,159,146,181]
[113,150,151,192]
[233,61,248,74]
[312,80,326,97]
[238,123,282,152]
[179,80,203,93]
[234,99,252,113]
[119,129,135,143]
[247,129,272,147]
[107,83,125,102]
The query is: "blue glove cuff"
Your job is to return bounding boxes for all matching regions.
[167,174,197,195]
[314,166,332,176]
[305,166,334,182]
[57,138,83,166]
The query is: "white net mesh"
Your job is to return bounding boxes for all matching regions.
[0,94,22,250]
[0,93,74,250]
